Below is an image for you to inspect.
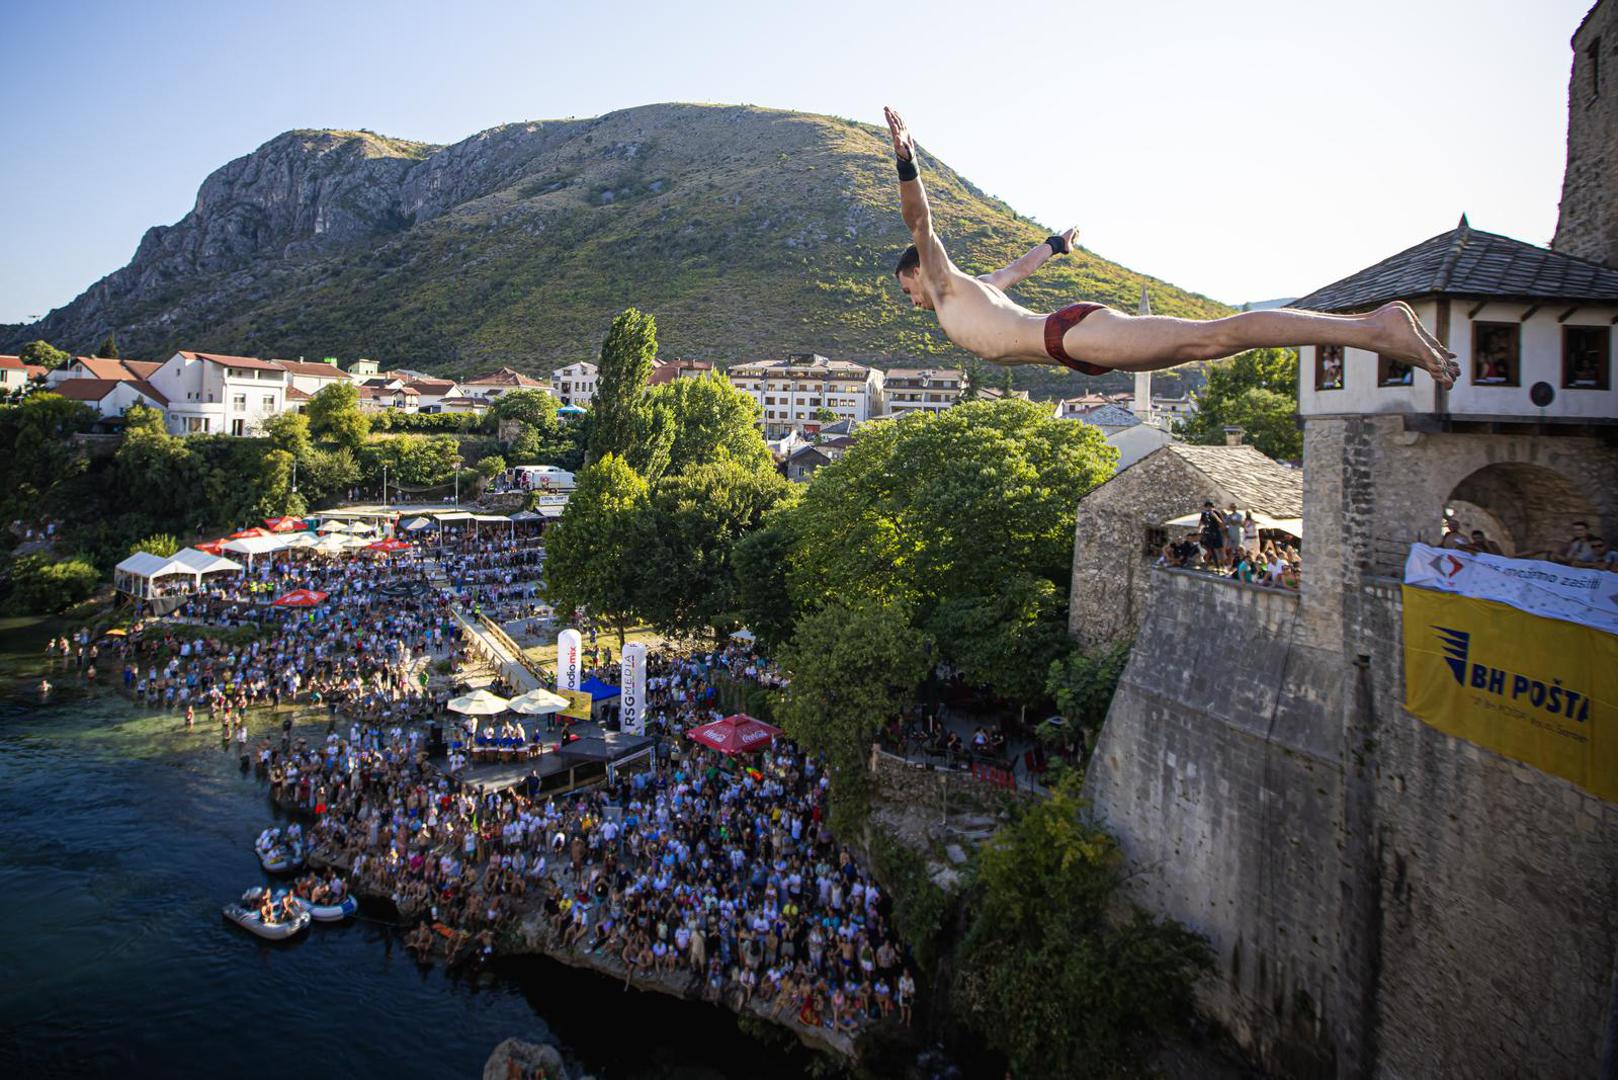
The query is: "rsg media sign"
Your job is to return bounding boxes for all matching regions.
[620,641,647,735]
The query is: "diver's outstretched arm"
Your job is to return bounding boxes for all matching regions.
[884,106,953,290]
[979,227,1077,291]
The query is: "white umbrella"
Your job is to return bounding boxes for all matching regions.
[284,532,320,548]
[348,522,377,535]
[506,688,570,716]
[447,688,510,716]
[316,520,350,534]
[401,516,433,531]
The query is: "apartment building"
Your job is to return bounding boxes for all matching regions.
[146,351,289,436]
[551,361,598,407]
[727,354,884,439]
[882,367,962,416]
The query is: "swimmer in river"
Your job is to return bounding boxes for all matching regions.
[880,106,1461,387]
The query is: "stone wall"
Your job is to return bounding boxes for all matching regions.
[1554,0,1618,267]
[1085,570,1349,1077]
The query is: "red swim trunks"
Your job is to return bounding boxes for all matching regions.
[1043,302,1109,375]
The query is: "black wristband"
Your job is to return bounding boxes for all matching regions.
[1046,234,1069,256]
[896,156,918,182]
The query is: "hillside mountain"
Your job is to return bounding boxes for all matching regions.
[3,103,1230,391]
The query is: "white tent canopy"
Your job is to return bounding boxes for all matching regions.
[1162,510,1303,537]
[508,510,543,522]
[472,514,511,524]
[316,520,350,534]
[171,548,243,575]
[400,516,434,531]
[222,534,295,557]
[434,510,474,522]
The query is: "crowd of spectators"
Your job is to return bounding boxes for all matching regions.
[1157,499,1302,588]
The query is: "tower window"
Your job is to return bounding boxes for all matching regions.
[1563,325,1610,389]
[1315,345,1344,390]
[1588,37,1602,100]
[1472,322,1521,387]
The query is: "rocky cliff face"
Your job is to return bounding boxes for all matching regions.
[5,103,1228,380]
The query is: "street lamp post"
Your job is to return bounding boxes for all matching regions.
[382,464,388,508]
[453,457,463,505]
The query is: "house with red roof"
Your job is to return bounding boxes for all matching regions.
[0,355,33,394]
[464,366,552,402]
[146,351,290,435]
[49,376,169,418]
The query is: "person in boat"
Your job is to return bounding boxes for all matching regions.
[259,890,278,925]
[276,892,299,922]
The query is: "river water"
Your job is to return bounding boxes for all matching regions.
[0,618,809,1079]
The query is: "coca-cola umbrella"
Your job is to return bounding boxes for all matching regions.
[686,713,782,755]
[194,539,227,556]
[272,588,329,608]
[367,538,411,553]
[263,516,307,533]
[228,527,270,540]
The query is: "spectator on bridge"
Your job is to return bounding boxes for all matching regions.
[1199,501,1225,566]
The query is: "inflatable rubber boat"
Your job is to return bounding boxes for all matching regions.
[304,894,359,922]
[223,894,311,941]
[254,828,305,873]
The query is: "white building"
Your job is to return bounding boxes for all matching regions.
[1295,217,1618,424]
[50,377,170,418]
[1055,401,1173,470]
[0,356,33,393]
[463,367,552,402]
[552,362,598,407]
[406,378,467,412]
[147,351,289,436]
[727,354,885,439]
[883,368,962,416]
[275,358,350,398]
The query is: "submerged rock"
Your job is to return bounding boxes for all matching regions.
[482,1037,567,1080]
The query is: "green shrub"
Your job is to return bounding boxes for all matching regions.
[7,553,101,614]
[129,534,180,558]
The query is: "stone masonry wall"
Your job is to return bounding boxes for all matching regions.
[1555,0,1618,267]
[1084,569,1350,1077]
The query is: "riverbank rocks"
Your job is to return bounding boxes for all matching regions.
[483,1037,567,1080]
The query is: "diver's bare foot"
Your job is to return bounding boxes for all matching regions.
[1370,302,1459,388]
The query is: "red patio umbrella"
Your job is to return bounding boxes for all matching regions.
[686,713,782,755]
[367,538,411,553]
[229,527,270,540]
[263,516,307,533]
[195,539,227,555]
[272,588,329,608]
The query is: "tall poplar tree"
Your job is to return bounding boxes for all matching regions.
[587,308,657,464]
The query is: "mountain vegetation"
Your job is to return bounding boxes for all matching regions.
[2,104,1230,401]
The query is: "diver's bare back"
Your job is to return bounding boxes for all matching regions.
[931,273,1049,365]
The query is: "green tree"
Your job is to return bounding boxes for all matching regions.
[543,453,650,644]
[960,357,987,401]
[783,399,1116,703]
[298,446,361,505]
[634,459,794,636]
[588,308,657,464]
[490,388,560,430]
[1177,347,1301,460]
[305,382,370,450]
[0,393,96,524]
[778,600,929,829]
[95,333,119,359]
[255,449,306,517]
[6,553,100,614]
[262,411,314,460]
[122,402,167,437]
[1045,640,1133,754]
[641,373,772,475]
[732,515,800,656]
[18,340,70,371]
[129,534,181,558]
[957,769,1213,1078]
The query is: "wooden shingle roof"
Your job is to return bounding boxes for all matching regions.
[1294,217,1618,312]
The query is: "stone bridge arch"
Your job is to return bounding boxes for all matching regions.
[1444,460,1601,556]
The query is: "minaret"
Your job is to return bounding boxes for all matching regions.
[1133,284,1153,423]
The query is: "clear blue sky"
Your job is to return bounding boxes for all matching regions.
[0,0,1594,325]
